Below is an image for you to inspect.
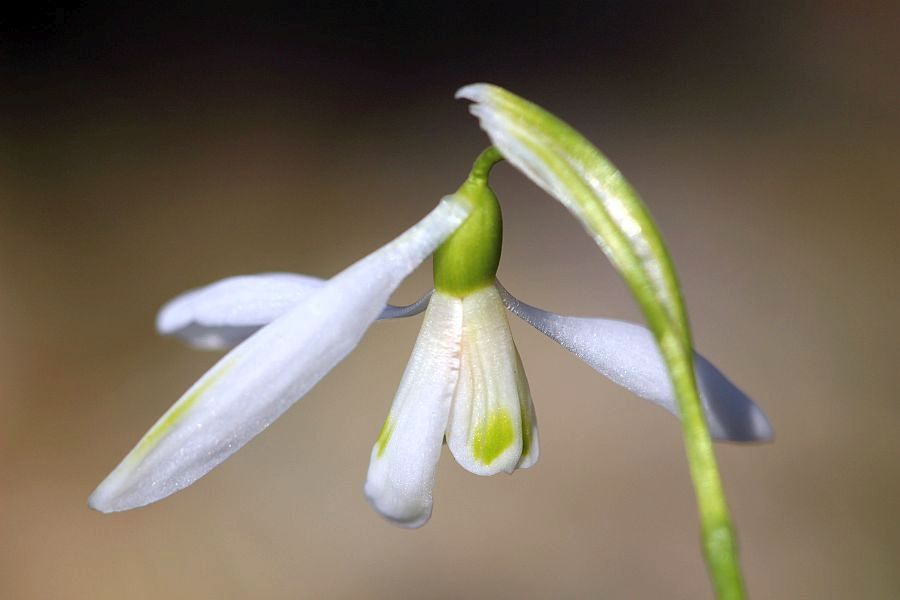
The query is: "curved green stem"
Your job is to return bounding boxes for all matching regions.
[470,146,504,181]
[662,335,745,598]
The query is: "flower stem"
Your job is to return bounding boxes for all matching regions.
[469,146,504,181]
[660,335,746,599]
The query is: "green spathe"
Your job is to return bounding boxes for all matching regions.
[433,148,503,297]
[459,83,745,599]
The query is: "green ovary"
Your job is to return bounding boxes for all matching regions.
[433,147,504,297]
[472,410,515,465]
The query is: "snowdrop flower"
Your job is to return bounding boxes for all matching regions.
[89,146,770,527]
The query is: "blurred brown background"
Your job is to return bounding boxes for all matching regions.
[2,2,898,598]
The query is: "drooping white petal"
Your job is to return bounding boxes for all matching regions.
[498,284,772,442]
[364,291,461,528]
[156,273,325,349]
[446,285,534,475]
[89,196,471,513]
[158,274,432,350]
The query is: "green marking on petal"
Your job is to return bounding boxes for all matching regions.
[375,417,395,458]
[513,349,534,460]
[129,361,233,463]
[472,409,515,465]
[520,407,533,459]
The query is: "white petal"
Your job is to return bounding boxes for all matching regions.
[499,285,773,442]
[158,274,433,351]
[156,273,325,349]
[446,285,532,475]
[364,291,461,528]
[89,196,471,513]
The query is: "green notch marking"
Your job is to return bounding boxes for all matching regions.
[130,361,232,463]
[472,410,515,465]
[375,417,395,458]
[520,409,533,459]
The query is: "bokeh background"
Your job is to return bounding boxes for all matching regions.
[2,3,898,598]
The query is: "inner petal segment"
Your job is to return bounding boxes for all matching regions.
[446,284,537,475]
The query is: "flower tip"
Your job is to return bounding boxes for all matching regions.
[709,395,774,444]
[156,297,188,336]
[373,507,432,530]
[89,472,172,514]
[87,479,123,514]
[363,483,432,529]
[88,459,169,514]
[750,405,775,443]
[87,490,105,513]
[693,354,775,444]
[711,401,774,444]
[454,83,496,103]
